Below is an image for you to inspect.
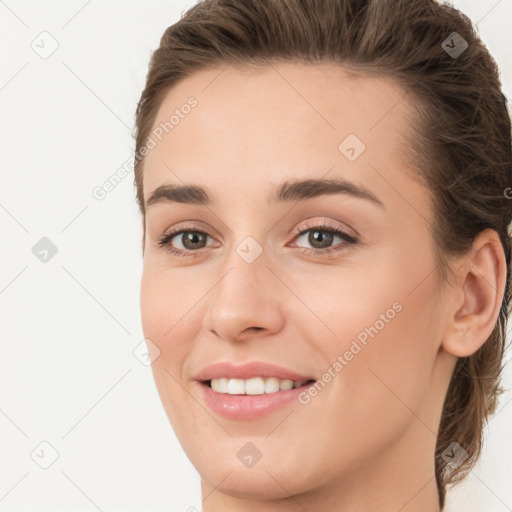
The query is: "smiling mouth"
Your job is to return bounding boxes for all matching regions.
[203,377,316,395]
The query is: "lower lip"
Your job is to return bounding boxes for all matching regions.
[199,381,314,420]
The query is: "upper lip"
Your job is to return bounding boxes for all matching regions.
[194,361,316,382]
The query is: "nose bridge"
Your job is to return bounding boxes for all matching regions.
[216,234,270,311]
[204,232,282,339]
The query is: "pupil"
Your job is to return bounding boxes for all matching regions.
[184,232,206,249]
[310,230,333,248]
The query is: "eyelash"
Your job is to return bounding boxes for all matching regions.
[157,221,358,259]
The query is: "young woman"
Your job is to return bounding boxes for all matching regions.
[134,1,512,510]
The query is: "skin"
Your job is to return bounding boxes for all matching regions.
[139,62,506,512]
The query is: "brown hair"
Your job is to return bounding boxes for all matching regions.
[133,0,512,508]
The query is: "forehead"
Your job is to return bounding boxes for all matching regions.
[142,62,425,212]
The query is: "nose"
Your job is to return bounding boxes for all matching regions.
[202,240,284,343]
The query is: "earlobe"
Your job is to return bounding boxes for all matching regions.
[442,229,507,358]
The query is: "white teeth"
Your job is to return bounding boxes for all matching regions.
[279,379,294,391]
[210,377,308,395]
[217,377,229,393]
[245,377,265,395]
[227,378,245,395]
[264,377,280,393]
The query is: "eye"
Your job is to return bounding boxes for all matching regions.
[158,228,217,257]
[291,221,358,256]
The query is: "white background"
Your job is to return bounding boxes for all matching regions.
[0,1,511,511]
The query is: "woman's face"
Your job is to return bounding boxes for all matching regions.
[140,63,456,506]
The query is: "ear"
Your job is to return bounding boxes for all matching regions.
[441,228,507,358]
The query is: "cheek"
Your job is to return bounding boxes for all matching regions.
[140,268,169,345]
[139,264,196,400]
[324,290,439,467]
[294,241,440,423]
[140,265,196,428]
[140,262,199,346]
[322,268,439,437]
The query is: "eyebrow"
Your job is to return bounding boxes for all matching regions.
[145,177,384,209]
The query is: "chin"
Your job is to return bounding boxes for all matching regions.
[201,466,305,501]
[194,449,316,501]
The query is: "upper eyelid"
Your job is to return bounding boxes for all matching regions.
[293,219,355,236]
[161,217,353,235]
[160,221,218,241]
[162,222,350,239]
